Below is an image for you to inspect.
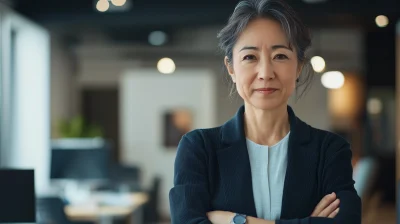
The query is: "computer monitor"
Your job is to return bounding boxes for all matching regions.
[0,169,35,223]
[50,139,111,182]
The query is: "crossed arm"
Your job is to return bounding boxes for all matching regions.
[206,192,340,224]
[169,136,361,224]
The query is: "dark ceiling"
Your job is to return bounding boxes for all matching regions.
[10,0,399,87]
[11,0,400,31]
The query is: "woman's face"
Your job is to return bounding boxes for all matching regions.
[225,18,302,111]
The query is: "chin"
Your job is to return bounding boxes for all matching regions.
[248,98,286,111]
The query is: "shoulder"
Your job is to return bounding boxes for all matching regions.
[295,116,349,149]
[184,126,221,141]
[309,126,349,147]
[173,126,222,170]
[307,125,351,161]
[178,126,222,152]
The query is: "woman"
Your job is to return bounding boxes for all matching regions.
[169,0,361,223]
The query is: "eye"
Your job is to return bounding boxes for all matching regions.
[242,55,256,61]
[274,54,288,60]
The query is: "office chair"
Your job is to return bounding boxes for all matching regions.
[96,164,142,192]
[143,176,162,224]
[36,197,94,224]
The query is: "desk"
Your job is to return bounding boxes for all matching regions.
[65,192,148,224]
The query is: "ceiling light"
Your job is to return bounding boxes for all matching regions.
[96,0,109,12]
[321,71,344,89]
[367,98,382,115]
[311,56,326,73]
[111,0,127,6]
[157,58,176,74]
[149,31,168,46]
[375,15,389,28]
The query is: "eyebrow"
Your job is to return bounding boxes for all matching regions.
[239,45,293,52]
[239,46,259,52]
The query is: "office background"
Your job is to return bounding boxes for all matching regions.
[0,0,399,223]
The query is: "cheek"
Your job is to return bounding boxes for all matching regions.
[279,67,298,92]
[233,66,255,99]
[285,81,297,95]
[284,78,297,93]
[234,64,255,86]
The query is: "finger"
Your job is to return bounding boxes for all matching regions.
[311,193,336,216]
[328,208,340,218]
[318,199,340,217]
[319,199,340,217]
[312,193,336,215]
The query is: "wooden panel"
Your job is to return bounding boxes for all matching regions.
[396,23,400,182]
[65,192,148,221]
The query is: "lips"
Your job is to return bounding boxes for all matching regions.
[255,88,278,94]
[256,88,277,91]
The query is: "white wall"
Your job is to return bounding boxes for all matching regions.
[50,35,77,137]
[78,58,142,87]
[120,69,217,216]
[0,8,51,195]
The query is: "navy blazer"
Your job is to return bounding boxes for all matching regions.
[169,106,361,224]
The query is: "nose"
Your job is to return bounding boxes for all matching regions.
[257,59,274,80]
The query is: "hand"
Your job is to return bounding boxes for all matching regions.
[311,192,340,218]
[207,211,235,224]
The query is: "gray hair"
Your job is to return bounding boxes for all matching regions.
[217,0,314,99]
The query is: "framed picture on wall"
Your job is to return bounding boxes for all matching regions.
[163,108,193,148]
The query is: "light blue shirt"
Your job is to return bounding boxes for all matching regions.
[246,132,290,220]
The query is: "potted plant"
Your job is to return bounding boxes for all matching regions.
[57,116,104,139]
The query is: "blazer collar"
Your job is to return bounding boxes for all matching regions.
[221,105,311,147]
[217,105,313,218]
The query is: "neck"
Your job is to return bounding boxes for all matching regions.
[244,103,290,146]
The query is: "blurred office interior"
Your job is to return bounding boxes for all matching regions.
[0,0,399,223]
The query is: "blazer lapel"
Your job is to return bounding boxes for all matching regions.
[280,106,317,219]
[216,106,257,217]
[216,105,316,219]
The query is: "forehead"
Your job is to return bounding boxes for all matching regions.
[234,18,289,50]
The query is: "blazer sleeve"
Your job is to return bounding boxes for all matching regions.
[169,134,212,224]
[276,135,362,224]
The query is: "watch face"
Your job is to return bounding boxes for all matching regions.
[233,215,246,224]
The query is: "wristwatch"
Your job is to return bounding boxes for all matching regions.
[231,213,247,224]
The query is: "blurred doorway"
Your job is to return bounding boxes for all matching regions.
[82,88,120,162]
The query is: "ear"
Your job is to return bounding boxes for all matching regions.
[296,62,304,79]
[224,56,236,83]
